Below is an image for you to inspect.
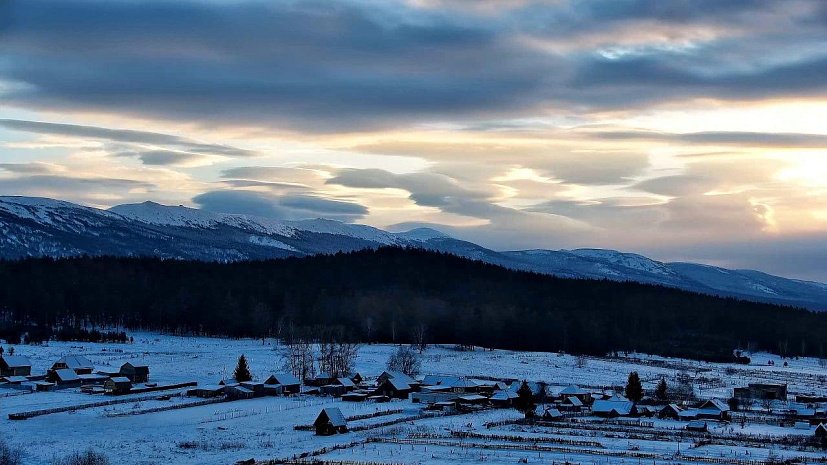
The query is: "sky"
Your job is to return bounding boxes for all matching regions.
[1,0,827,281]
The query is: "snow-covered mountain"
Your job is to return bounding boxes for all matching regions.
[2,195,827,310]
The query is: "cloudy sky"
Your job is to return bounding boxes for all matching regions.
[2,0,827,280]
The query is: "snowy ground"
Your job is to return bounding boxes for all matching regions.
[2,333,826,464]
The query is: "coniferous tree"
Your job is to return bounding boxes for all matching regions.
[514,381,536,418]
[655,377,668,401]
[233,354,252,382]
[625,371,643,402]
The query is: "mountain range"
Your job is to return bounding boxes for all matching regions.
[2,195,826,311]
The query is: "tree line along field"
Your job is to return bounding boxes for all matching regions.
[2,334,827,465]
[1,248,827,362]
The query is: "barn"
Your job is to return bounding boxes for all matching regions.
[265,374,301,394]
[104,376,132,395]
[314,407,348,435]
[0,355,32,377]
[120,362,150,383]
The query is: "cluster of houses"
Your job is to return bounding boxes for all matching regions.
[0,353,150,395]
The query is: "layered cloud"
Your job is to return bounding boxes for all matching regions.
[1,0,827,279]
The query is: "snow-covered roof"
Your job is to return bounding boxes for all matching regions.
[543,408,563,418]
[564,396,584,406]
[459,394,487,401]
[559,385,588,396]
[0,355,31,368]
[592,399,634,415]
[55,355,94,369]
[699,399,729,412]
[108,376,131,384]
[383,371,416,385]
[490,390,518,401]
[53,368,80,381]
[383,378,411,391]
[2,375,28,383]
[266,373,300,386]
[336,377,355,387]
[318,407,347,427]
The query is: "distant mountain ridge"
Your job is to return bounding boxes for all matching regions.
[2,195,826,310]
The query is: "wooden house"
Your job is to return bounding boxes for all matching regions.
[734,383,787,401]
[187,385,226,398]
[0,355,32,377]
[52,355,94,375]
[686,420,708,432]
[226,385,254,400]
[377,377,412,399]
[815,423,827,449]
[314,407,348,435]
[557,385,591,404]
[265,374,301,394]
[659,403,683,420]
[49,368,82,388]
[104,376,132,395]
[592,399,637,418]
[120,362,150,383]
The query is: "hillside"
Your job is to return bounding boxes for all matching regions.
[1,248,825,361]
[2,196,827,310]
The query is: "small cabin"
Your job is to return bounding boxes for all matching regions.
[686,420,708,432]
[314,407,348,435]
[52,355,94,375]
[187,385,226,398]
[104,376,132,395]
[265,374,301,394]
[592,399,637,418]
[120,362,150,383]
[377,378,412,399]
[0,355,32,377]
[49,368,82,388]
[659,404,683,420]
[226,385,254,400]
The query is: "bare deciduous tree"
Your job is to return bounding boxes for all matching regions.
[386,345,421,377]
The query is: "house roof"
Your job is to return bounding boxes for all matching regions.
[55,355,94,369]
[490,390,519,401]
[687,420,707,428]
[382,371,416,386]
[337,377,355,387]
[382,378,411,391]
[317,407,347,427]
[559,385,588,396]
[54,368,80,381]
[544,408,563,418]
[266,373,300,386]
[459,394,487,401]
[1,355,31,368]
[109,376,131,384]
[565,396,584,406]
[700,399,730,412]
[592,399,634,415]
[2,375,28,383]
[229,386,253,394]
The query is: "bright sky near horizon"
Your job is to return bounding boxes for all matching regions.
[1,0,827,280]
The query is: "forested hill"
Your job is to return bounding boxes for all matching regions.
[1,247,824,361]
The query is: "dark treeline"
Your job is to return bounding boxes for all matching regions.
[0,247,825,361]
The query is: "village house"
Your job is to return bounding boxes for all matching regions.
[48,368,82,388]
[104,376,132,395]
[225,384,254,400]
[411,385,460,405]
[320,384,347,397]
[814,423,827,449]
[376,377,412,399]
[557,385,591,404]
[187,385,226,398]
[559,396,584,412]
[120,362,150,383]
[378,371,419,390]
[734,383,788,401]
[314,407,348,435]
[0,355,32,377]
[686,420,709,433]
[489,389,518,408]
[592,398,637,418]
[51,355,95,375]
[659,403,683,420]
[265,373,301,394]
[681,399,730,421]
[342,392,367,402]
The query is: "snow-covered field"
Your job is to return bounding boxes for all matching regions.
[2,333,826,465]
